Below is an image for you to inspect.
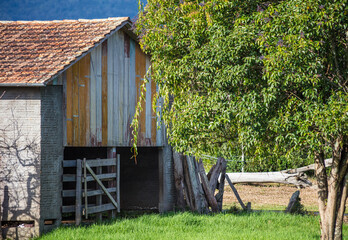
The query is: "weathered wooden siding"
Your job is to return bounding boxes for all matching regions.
[63,30,163,147]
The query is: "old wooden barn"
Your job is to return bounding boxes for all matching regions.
[0,17,174,239]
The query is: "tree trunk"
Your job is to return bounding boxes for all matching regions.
[315,137,348,240]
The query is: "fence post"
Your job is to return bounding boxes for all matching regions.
[75,159,82,226]
[117,154,120,213]
[96,158,103,221]
[83,158,88,219]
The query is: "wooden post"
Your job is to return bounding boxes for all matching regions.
[208,157,223,192]
[96,158,102,221]
[285,190,300,213]
[116,154,120,213]
[186,156,205,213]
[107,147,116,218]
[173,151,186,210]
[183,156,195,210]
[194,158,208,213]
[216,158,227,211]
[83,158,88,219]
[225,174,246,210]
[75,159,82,226]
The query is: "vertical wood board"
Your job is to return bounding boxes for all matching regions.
[112,33,119,146]
[102,41,108,146]
[78,54,90,146]
[72,62,80,146]
[107,36,115,145]
[66,68,73,146]
[90,45,102,146]
[116,31,125,144]
[128,39,136,145]
[96,46,103,145]
[123,32,130,145]
[135,44,146,145]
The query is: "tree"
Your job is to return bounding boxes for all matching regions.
[135,0,347,239]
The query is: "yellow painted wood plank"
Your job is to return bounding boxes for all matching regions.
[66,67,73,146]
[79,54,90,146]
[102,41,108,146]
[85,53,91,146]
[72,61,80,146]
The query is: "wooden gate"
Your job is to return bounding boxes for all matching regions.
[62,155,120,225]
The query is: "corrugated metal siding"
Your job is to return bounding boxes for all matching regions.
[63,30,163,147]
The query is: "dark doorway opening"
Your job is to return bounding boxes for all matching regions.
[117,147,159,210]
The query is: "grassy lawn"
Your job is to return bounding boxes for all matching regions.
[37,211,348,240]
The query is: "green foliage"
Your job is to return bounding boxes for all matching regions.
[135,0,347,171]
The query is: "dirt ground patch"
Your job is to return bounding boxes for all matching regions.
[223,183,318,211]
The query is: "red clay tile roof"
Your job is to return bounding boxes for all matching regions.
[0,17,130,85]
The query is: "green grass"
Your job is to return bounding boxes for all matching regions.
[37,211,348,240]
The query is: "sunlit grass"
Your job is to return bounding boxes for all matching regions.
[37,211,348,240]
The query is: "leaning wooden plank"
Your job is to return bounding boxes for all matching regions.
[207,164,215,181]
[75,159,82,226]
[186,156,205,213]
[183,155,195,210]
[88,203,116,214]
[173,151,186,210]
[85,164,118,210]
[209,157,223,192]
[198,159,218,212]
[282,158,332,174]
[225,172,312,188]
[225,174,246,210]
[216,158,227,211]
[194,158,209,213]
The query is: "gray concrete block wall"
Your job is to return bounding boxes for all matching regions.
[158,134,175,213]
[0,88,42,239]
[40,86,63,233]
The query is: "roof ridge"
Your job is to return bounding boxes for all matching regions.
[0,17,130,24]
